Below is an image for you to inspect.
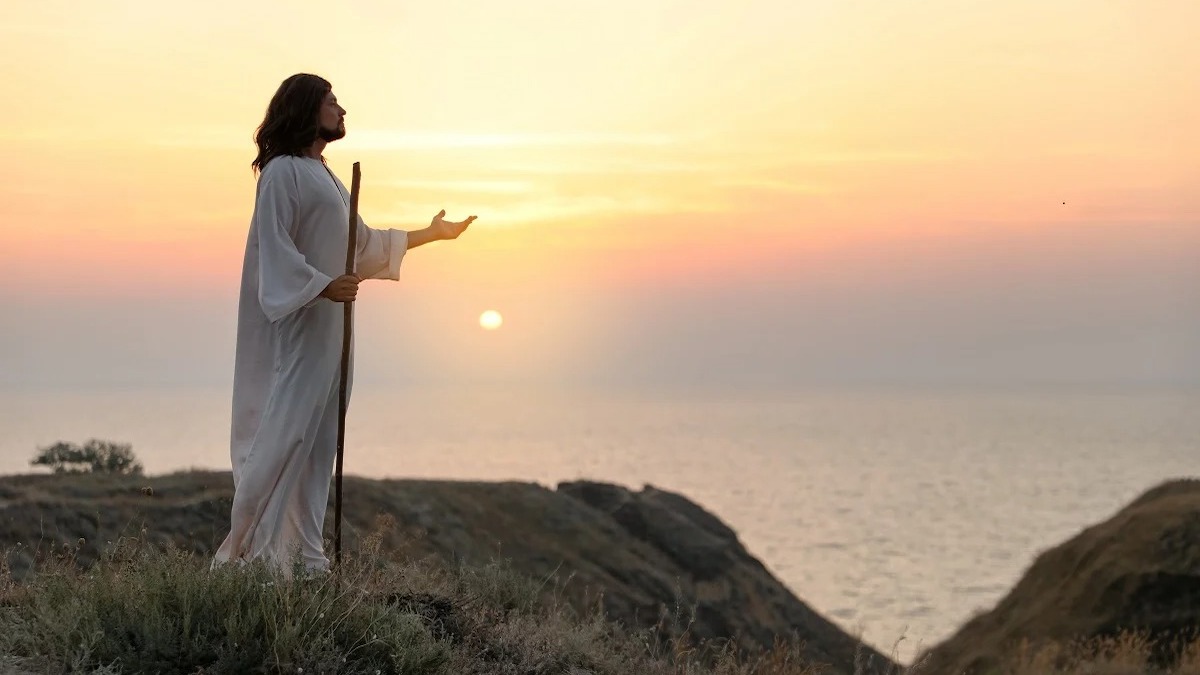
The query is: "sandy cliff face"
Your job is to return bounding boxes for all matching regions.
[0,470,893,675]
[916,479,1200,674]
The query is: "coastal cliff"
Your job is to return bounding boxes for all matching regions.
[916,479,1200,674]
[0,470,893,675]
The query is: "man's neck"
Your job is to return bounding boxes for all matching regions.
[303,139,327,159]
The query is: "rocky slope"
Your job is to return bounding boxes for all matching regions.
[0,470,894,675]
[916,478,1200,674]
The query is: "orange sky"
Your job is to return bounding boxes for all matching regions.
[2,0,1198,387]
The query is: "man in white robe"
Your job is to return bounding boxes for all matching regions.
[212,73,475,576]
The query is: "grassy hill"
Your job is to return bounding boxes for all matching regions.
[0,470,893,674]
[5,470,1200,674]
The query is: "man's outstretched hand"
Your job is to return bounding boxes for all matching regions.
[430,210,477,241]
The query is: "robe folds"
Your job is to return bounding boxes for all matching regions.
[212,154,407,576]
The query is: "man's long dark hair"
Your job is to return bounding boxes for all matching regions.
[251,73,331,175]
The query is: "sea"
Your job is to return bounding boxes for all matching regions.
[1,382,1197,664]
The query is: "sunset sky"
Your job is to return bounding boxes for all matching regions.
[2,0,1198,389]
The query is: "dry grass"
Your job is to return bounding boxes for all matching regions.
[2,517,1198,675]
[979,632,1200,675]
[0,516,846,675]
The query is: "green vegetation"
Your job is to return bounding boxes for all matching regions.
[4,523,1199,675]
[4,468,1200,674]
[30,440,144,476]
[0,517,836,675]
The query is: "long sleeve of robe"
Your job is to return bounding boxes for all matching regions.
[212,155,408,576]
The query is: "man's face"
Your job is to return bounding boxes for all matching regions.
[317,90,346,142]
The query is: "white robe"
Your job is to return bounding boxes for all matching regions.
[212,154,407,575]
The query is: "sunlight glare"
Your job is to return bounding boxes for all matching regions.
[479,310,503,331]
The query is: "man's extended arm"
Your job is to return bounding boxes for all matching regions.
[404,226,442,250]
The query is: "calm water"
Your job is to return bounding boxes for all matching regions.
[1,383,1197,663]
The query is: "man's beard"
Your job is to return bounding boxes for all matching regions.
[318,122,345,142]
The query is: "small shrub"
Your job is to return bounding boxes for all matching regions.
[30,439,143,476]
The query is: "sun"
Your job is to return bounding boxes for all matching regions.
[479,310,503,330]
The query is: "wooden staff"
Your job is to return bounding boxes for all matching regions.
[334,161,360,569]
